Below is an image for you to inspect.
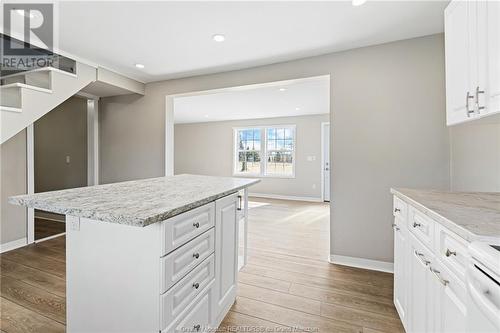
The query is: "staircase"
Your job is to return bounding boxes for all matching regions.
[0,62,96,144]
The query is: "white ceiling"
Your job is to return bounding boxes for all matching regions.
[51,1,447,83]
[173,76,330,124]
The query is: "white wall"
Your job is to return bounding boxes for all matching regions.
[100,34,449,263]
[0,130,27,245]
[174,114,329,199]
[450,116,500,192]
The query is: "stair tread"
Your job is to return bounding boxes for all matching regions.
[0,106,22,113]
[0,67,76,80]
[0,82,52,93]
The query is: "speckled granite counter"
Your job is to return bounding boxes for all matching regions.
[9,174,259,227]
[391,188,500,241]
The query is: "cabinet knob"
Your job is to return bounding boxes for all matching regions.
[192,253,200,259]
[445,249,456,257]
[193,222,200,228]
[192,282,200,289]
[391,223,400,231]
[413,222,421,228]
[193,324,201,332]
[394,208,401,213]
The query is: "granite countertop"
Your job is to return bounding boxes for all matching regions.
[391,188,500,241]
[9,174,260,227]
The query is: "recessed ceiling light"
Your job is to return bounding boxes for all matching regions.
[204,114,209,118]
[212,34,225,42]
[279,88,287,92]
[135,63,145,69]
[352,0,367,6]
[295,107,301,111]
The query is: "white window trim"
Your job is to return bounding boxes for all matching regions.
[232,125,296,179]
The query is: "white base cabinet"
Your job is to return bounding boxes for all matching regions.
[393,195,468,333]
[66,193,241,332]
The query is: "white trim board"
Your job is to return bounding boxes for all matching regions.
[0,237,27,253]
[329,254,394,273]
[249,192,323,203]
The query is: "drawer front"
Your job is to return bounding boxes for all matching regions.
[161,229,215,291]
[164,289,212,333]
[408,206,434,250]
[161,202,215,256]
[161,254,214,324]
[436,224,468,282]
[393,196,408,221]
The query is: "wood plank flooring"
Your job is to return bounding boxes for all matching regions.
[0,198,403,333]
[35,218,65,241]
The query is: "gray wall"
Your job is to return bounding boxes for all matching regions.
[35,97,88,193]
[1,130,27,244]
[174,114,329,199]
[450,116,500,192]
[100,34,450,263]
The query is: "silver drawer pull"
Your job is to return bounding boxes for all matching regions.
[193,253,200,259]
[193,222,200,228]
[392,223,400,231]
[192,282,200,289]
[193,324,201,332]
[413,222,421,228]
[466,91,475,117]
[475,86,485,114]
[445,249,457,257]
[430,267,449,286]
[394,208,401,213]
[414,250,430,266]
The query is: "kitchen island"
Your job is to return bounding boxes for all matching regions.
[9,174,259,333]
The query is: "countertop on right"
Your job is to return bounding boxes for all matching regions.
[391,188,500,242]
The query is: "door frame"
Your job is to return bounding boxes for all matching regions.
[321,121,330,202]
[26,94,100,244]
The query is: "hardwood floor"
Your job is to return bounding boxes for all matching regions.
[35,217,65,240]
[0,198,403,333]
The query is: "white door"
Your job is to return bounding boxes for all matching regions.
[445,0,476,125]
[393,217,408,329]
[213,194,239,325]
[322,123,330,202]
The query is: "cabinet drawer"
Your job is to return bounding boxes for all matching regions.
[408,206,435,250]
[436,224,468,282]
[163,288,212,333]
[161,254,214,325]
[161,202,215,256]
[393,196,408,221]
[161,229,215,292]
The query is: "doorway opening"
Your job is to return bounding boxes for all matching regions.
[32,97,88,241]
[166,75,331,263]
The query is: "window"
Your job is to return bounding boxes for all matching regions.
[234,125,295,177]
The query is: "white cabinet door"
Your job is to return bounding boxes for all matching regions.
[432,263,467,333]
[408,235,435,333]
[485,0,500,116]
[393,217,408,329]
[212,194,239,325]
[445,0,476,125]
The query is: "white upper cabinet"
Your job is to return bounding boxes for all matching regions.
[445,0,500,125]
[485,1,500,116]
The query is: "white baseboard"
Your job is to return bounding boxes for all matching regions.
[329,254,394,273]
[0,237,27,253]
[249,192,323,203]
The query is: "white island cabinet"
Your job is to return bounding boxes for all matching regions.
[9,174,259,333]
[391,188,500,333]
